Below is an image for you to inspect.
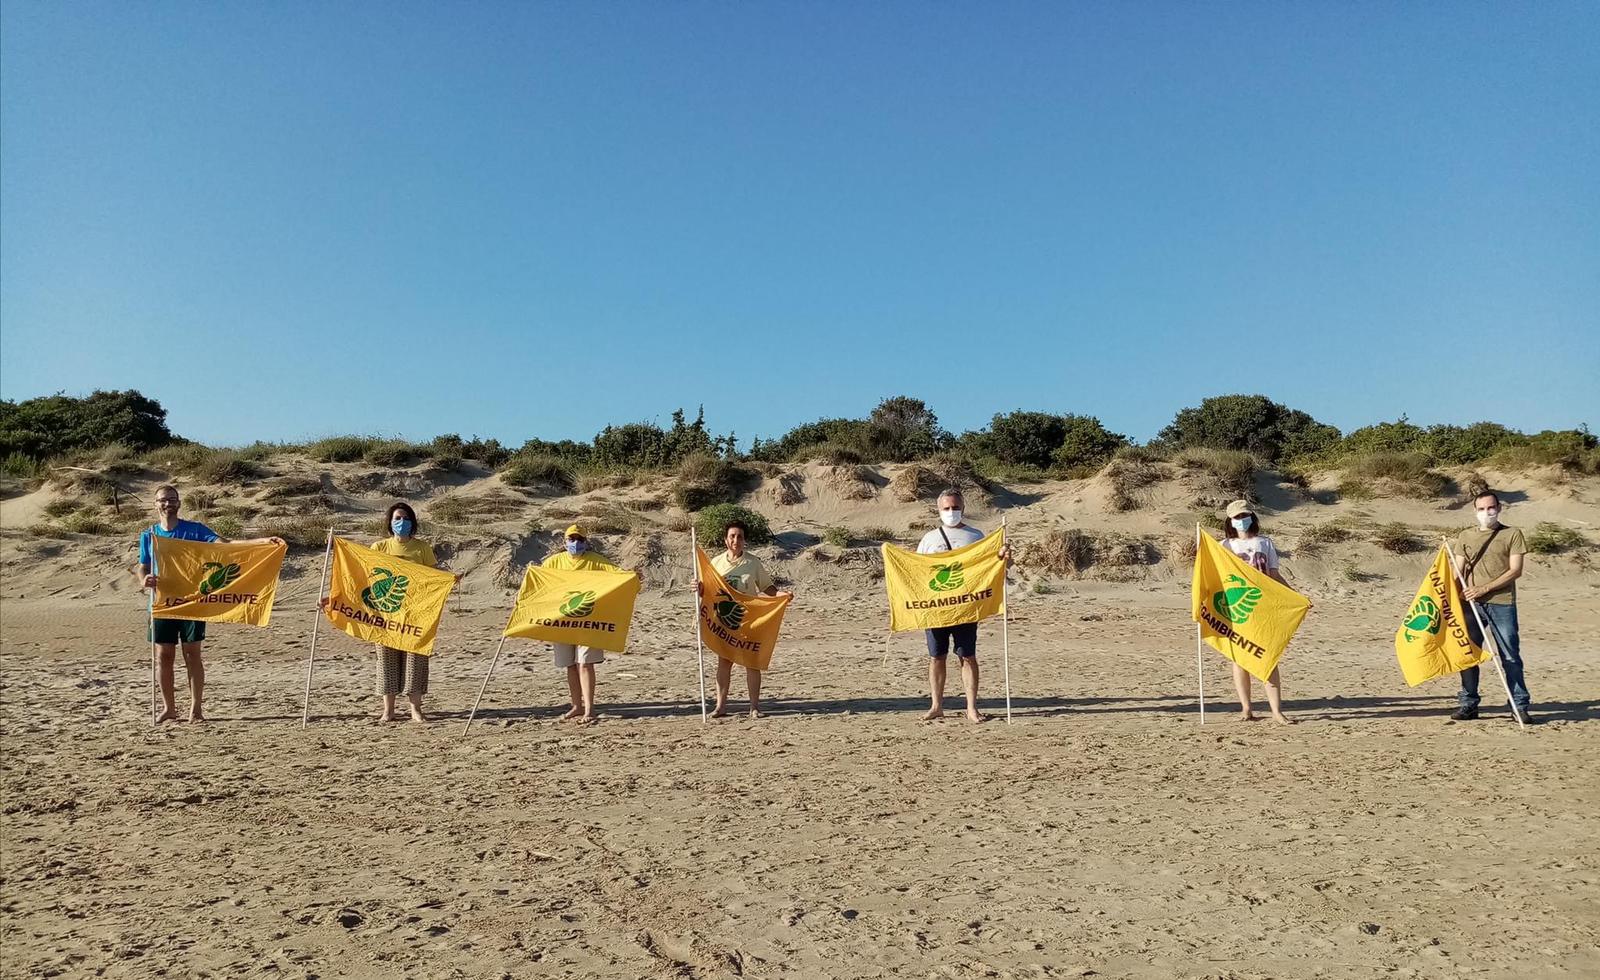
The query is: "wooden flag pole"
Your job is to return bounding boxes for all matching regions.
[300,528,335,728]
[462,636,508,735]
[1001,518,1012,724]
[1195,524,1205,726]
[692,528,709,723]
[1444,538,1525,730]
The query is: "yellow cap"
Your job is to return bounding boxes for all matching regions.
[1225,500,1252,519]
[565,524,586,539]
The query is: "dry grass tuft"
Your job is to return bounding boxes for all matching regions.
[1339,452,1451,500]
[1372,522,1423,554]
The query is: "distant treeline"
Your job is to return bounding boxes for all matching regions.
[2,389,1594,481]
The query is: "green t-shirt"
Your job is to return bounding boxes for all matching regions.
[1452,525,1527,605]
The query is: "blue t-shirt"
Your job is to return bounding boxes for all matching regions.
[139,520,220,569]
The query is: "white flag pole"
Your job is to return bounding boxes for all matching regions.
[300,528,335,728]
[1444,537,1524,730]
[1001,518,1012,725]
[692,528,708,723]
[148,589,158,726]
[462,635,508,736]
[1195,524,1205,726]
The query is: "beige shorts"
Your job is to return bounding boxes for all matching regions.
[552,643,605,667]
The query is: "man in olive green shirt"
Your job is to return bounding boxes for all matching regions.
[1450,491,1533,723]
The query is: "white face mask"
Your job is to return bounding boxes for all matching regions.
[1476,508,1499,530]
[939,508,963,528]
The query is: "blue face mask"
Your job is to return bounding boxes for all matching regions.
[566,539,586,556]
[392,518,415,537]
[1231,517,1252,532]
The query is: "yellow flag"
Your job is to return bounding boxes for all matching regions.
[1394,546,1489,686]
[324,537,455,655]
[1191,533,1309,682]
[696,547,792,671]
[152,537,286,627]
[502,564,641,653]
[881,528,1007,632]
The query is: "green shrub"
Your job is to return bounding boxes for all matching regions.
[962,411,1127,472]
[1174,448,1255,496]
[426,452,463,473]
[1341,451,1449,499]
[140,443,215,473]
[59,510,121,535]
[672,452,750,511]
[802,442,863,465]
[1,389,174,460]
[862,526,896,541]
[1158,394,1339,464]
[694,504,772,547]
[307,436,377,463]
[501,454,576,492]
[1527,523,1586,555]
[822,526,852,547]
[258,515,332,548]
[208,514,245,539]
[193,450,261,485]
[1,452,43,479]
[43,498,82,518]
[363,439,425,466]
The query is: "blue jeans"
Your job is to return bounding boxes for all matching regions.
[1459,602,1531,711]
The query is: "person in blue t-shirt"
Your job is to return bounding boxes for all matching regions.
[131,484,283,722]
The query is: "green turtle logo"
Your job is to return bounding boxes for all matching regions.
[559,590,597,618]
[1212,574,1262,625]
[198,562,241,595]
[929,562,965,593]
[1403,595,1441,642]
[361,567,410,614]
[713,589,746,631]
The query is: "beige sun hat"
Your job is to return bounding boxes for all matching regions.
[1225,499,1253,519]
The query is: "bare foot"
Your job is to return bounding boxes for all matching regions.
[1271,713,1295,726]
[156,709,178,723]
[966,710,989,724]
[748,707,763,719]
[921,707,944,722]
[187,711,205,724]
[1236,711,1257,722]
[559,706,583,721]
[376,711,395,723]
[577,713,598,726]
[710,705,729,719]
[409,707,428,723]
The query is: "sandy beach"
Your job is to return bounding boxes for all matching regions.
[3,458,1597,978]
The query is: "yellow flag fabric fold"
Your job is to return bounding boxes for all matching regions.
[696,547,792,671]
[324,537,455,655]
[881,529,1007,632]
[152,537,286,627]
[502,565,641,653]
[1190,533,1309,682]
[1394,547,1489,686]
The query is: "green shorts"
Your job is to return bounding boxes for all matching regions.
[150,619,206,645]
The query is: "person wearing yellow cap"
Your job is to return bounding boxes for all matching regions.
[539,524,638,723]
[1220,499,1298,724]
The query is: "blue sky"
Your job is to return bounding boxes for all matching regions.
[3,2,1596,448]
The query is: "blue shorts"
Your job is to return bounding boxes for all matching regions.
[925,623,978,659]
